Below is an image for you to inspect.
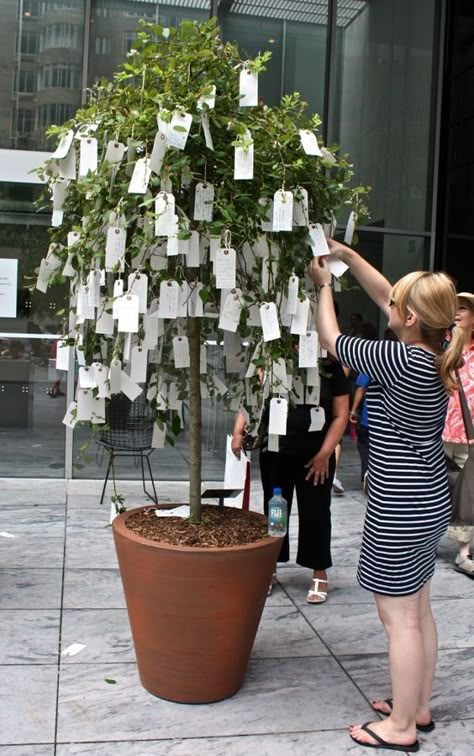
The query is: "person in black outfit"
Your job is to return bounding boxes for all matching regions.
[232,358,349,603]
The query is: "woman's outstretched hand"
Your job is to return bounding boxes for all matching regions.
[305,451,330,485]
[327,238,353,259]
[308,256,332,286]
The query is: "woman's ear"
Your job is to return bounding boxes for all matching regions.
[405,309,417,328]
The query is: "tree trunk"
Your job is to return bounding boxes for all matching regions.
[188,317,202,523]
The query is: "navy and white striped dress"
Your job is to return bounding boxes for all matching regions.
[336,334,451,596]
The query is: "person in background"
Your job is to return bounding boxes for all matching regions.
[232,355,349,604]
[309,241,464,752]
[350,372,370,493]
[442,291,474,577]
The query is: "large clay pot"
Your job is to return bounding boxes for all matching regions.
[112,506,280,703]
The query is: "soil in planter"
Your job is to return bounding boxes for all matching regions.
[125,505,269,548]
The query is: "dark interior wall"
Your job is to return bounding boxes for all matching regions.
[436,0,474,286]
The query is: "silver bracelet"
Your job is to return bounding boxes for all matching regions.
[317,282,333,290]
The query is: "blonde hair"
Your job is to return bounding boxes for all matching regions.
[390,271,464,393]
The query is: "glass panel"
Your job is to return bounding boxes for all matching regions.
[88,1,211,85]
[219,2,328,113]
[334,230,430,337]
[0,0,85,150]
[0,219,68,477]
[334,0,437,232]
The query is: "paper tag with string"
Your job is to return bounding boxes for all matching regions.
[194,182,215,221]
[105,141,126,165]
[105,227,126,272]
[299,129,322,156]
[234,130,254,179]
[268,397,288,435]
[167,110,193,150]
[155,192,177,236]
[128,272,148,313]
[260,302,281,342]
[79,137,98,176]
[291,297,310,335]
[299,331,319,368]
[158,280,179,318]
[128,157,151,194]
[239,67,258,106]
[216,247,236,289]
[293,187,309,226]
[117,293,139,333]
[273,189,293,231]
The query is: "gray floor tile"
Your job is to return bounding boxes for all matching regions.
[0,568,63,609]
[300,601,383,656]
[62,569,125,609]
[0,665,57,745]
[0,748,54,755]
[252,604,330,658]
[0,610,60,664]
[57,658,373,743]
[60,609,134,663]
[65,531,119,570]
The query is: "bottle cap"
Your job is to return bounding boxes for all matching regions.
[273,487,282,496]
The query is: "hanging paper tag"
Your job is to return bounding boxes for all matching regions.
[201,113,214,150]
[267,434,279,453]
[197,84,216,110]
[158,280,179,318]
[172,336,190,368]
[104,140,125,165]
[344,210,356,245]
[299,331,319,368]
[272,359,289,394]
[291,297,310,335]
[193,182,214,222]
[149,241,168,270]
[112,280,124,319]
[130,345,148,383]
[308,223,330,257]
[87,270,101,307]
[186,231,200,267]
[299,129,322,156]
[95,299,114,336]
[78,365,97,389]
[287,275,299,315]
[109,359,122,395]
[117,293,139,333]
[62,401,78,429]
[321,146,337,164]
[76,389,94,421]
[273,190,293,231]
[259,198,273,232]
[51,129,74,160]
[239,67,258,106]
[55,340,70,371]
[79,137,98,176]
[128,272,148,313]
[167,111,193,150]
[58,148,76,180]
[149,131,167,175]
[152,422,166,448]
[308,406,326,431]
[128,157,151,194]
[327,255,349,278]
[155,192,177,236]
[93,363,109,398]
[234,132,254,180]
[293,187,309,226]
[215,247,236,289]
[105,227,126,271]
[260,302,281,342]
[268,397,288,435]
[120,371,143,401]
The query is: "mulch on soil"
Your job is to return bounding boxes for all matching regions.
[125,505,269,547]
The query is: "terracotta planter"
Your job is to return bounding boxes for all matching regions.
[112,506,280,703]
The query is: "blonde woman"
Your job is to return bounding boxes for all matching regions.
[308,241,464,754]
[443,292,474,575]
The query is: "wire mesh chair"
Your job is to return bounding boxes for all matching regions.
[98,393,158,505]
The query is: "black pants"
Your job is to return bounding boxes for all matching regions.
[260,449,335,570]
[356,424,369,480]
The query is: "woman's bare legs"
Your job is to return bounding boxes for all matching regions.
[350,580,437,746]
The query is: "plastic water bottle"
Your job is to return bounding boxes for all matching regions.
[267,487,288,537]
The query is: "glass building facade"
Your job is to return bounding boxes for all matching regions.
[0,0,462,480]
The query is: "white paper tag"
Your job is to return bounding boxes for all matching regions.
[273,190,293,231]
[79,366,97,389]
[293,187,309,226]
[234,139,254,180]
[260,302,281,342]
[58,147,76,180]
[197,84,216,110]
[172,336,190,368]
[112,280,124,319]
[62,401,78,429]
[96,299,114,335]
[130,345,148,383]
[201,113,214,150]
[186,231,200,267]
[55,340,70,371]
[105,140,126,165]
[239,68,258,106]
[109,360,122,394]
[87,270,101,307]
[120,371,143,401]
[344,210,356,245]
[91,395,106,424]
[272,359,289,393]
[327,255,349,278]
[299,331,319,368]
[299,129,322,156]
[291,297,310,335]
[76,389,94,421]
[167,110,193,150]
[128,272,148,313]
[308,406,326,431]
[267,434,279,453]
[51,129,74,160]
[93,363,109,398]
[287,275,299,315]
[79,137,98,176]
[187,281,204,317]
[268,397,288,435]
[128,157,151,194]
[215,247,236,289]
[259,198,273,232]
[308,223,330,256]
[158,280,179,318]
[155,192,177,236]
[105,227,126,272]
[193,182,214,222]
[62,643,86,657]
[149,131,167,174]
[152,422,166,448]
[118,293,139,333]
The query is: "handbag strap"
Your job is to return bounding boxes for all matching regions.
[455,370,474,441]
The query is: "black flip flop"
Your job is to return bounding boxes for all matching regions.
[371,698,435,733]
[350,722,419,752]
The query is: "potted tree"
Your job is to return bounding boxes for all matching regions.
[36,19,367,703]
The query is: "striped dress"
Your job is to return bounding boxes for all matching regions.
[336,334,451,595]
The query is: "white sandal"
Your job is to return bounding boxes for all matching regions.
[307,578,328,604]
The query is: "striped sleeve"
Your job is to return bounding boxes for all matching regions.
[336,334,409,388]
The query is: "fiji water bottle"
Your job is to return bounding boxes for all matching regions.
[268,487,288,537]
